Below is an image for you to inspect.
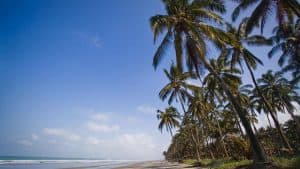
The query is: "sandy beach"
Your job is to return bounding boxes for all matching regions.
[114,161,198,169]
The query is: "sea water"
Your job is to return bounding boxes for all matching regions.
[0,156,136,169]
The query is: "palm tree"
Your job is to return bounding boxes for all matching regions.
[257,70,294,152]
[258,70,300,135]
[239,84,259,134]
[159,63,197,113]
[157,106,181,136]
[232,0,300,34]
[150,0,267,163]
[203,56,242,102]
[189,88,229,158]
[269,19,300,84]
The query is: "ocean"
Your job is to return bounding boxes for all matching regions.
[0,156,136,169]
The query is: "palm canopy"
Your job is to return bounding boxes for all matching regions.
[258,70,300,114]
[159,63,198,106]
[225,18,272,72]
[157,106,181,136]
[150,0,238,74]
[203,56,242,103]
[269,19,300,84]
[232,0,300,34]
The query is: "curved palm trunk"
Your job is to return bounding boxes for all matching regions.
[245,61,293,152]
[266,113,273,128]
[234,113,244,136]
[250,110,258,134]
[268,111,293,152]
[190,128,201,162]
[200,57,268,165]
[213,111,229,158]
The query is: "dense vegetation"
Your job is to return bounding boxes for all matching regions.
[150,0,300,168]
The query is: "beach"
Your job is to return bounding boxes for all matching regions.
[114,161,197,169]
[0,160,196,169]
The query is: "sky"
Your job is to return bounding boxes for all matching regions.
[0,0,299,160]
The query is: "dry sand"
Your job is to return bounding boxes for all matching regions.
[114,161,199,169]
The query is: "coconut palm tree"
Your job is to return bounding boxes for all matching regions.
[150,0,267,163]
[258,70,300,135]
[189,87,229,158]
[257,70,294,152]
[159,63,197,113]
[232,0,300,34]
[157,106,181,136]
[269,19,300,84]
[203,56,242,101]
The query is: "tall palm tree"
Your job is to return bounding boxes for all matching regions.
[159,63,197,113]
[203,56,242,102]
[189,88,229,158]
[150,0,267,163]
[258,70,300,135]
[257,71,294,152]
[269,19,300,84]
[232,0,300,34]
[225,18,271,90]
[157,106,181,136]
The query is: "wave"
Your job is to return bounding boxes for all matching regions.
[0,159,136,165]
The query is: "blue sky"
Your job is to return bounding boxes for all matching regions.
[0,0,297,160]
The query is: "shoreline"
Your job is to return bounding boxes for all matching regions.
[113,161,196,169]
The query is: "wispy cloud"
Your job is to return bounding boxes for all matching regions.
[86,137,103,145]
[86,121,120,133]
[117,133,155,149]
[90,113,110,121]
[31,134,39,141]
[137,105,156,115]
[17,140,33,146]
[43,128,81,142]
[73,31,101,48]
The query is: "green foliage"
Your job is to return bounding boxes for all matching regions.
[215,160,252,169]
[150,0,300,166]
[271,156,300,169]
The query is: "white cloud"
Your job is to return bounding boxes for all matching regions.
[86,122,120,133]
[117,133,155,149]
[86,137,102,145]
[137,105,156,115]
[17,140,33,146]
[255,108,300,129]
[73,31,101,48]
[31,134,39,141]
[43,128,80,141]
[90,113,109,121]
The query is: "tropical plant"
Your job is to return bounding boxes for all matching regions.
[232,0,300,34]
[150,0,267,163]
[159,63,197,113]
[157,106,181,136]
[269,19,300,84]
[257,70,294,152]
[258,70,300,135]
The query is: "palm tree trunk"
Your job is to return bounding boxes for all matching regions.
[205,137,215,160]
[250,110,258,134]
[268,111,293,152]
[252,120,258,134]
[190,128,201,162]
[234,113,244,136]
[200,57,268,165]
[266,113,273,128]
[245,60,293,153]
[213,111,229,158]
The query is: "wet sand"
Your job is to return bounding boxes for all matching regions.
[113,161,198,169]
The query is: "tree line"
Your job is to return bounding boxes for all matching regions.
[149,0,300,168]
